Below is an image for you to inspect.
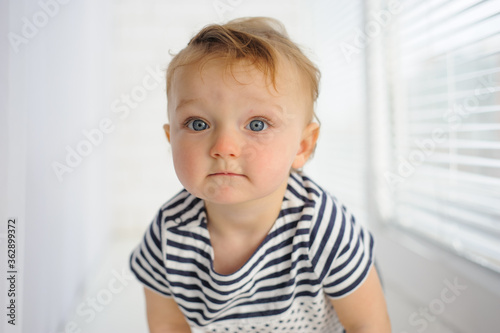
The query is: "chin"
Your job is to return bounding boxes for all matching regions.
[200,187,245,204]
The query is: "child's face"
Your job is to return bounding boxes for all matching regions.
[165,59,317,205]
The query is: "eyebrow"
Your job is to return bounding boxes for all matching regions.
[249,102,285,116]
[174,98,285,115]
[175,98,202,112]
[267,103,284,113]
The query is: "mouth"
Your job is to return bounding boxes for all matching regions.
[209,171,245,177]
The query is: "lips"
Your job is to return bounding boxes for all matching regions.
[209,171,244,177]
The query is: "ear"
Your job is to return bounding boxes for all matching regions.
[292,122,320,169]
[163,124,171,143]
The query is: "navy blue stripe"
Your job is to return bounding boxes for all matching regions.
[165,196,204,226]
[149,214,162,250]
[180,280,323,325]
[135,222,166,273]
[168,254,212,275]
[130,254,170,291]
[167,226,304,288]
[337,216,355,258]
[317,208,345,281]
[169,228,211,246]
[166,219,305,285]
[324,233,374,296]
[304,186,320,197]
[300,174,323,197]
[237,278,318,306]
[326,223,360,279]
[308,191,327,253]
[286,185,316,208]
[173,269,322,314]
[134,246,166,279]
[280,205,308,217]
[312,196,336,267]
[140,239,163,269]
[167,239,212,260]
[168,276,237,298]
[262,242,308,271]
[296,228,309,236]
[288,172,302,187]
[325,252,373,298]
[168,242,312,297]
[133,273,171,297]
[212,220,304,285]
[213,289,322,323]
[238,253,315,297]
[326,243,364,287]
[266,219,299,243]
[170,203,205,226]
[161,189,190,211]
[173,286,229,308]
[289,172,321,198]
[256,266,317,294]
[168,205,307,250]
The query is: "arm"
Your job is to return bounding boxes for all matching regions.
[330,266,391,333]
[144,287,191,333]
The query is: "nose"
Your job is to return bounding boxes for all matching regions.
[209,128,241,159]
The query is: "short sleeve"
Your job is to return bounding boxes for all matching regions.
[309,193,374,299]
[129,212,172,297]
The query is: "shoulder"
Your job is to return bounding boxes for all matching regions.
[289,172,370,268]
[286,171,341,219]
[286,172,348,249]
[287,171,324,201]
[155,189,205,229]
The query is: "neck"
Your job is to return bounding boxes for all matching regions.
[204,180,288,238]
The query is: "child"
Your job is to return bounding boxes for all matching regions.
[130,17,390,333]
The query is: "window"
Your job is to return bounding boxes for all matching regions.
[384,0,500,272]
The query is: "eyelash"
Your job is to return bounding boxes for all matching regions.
[252,116,273,125]
[183,117,209,130]
[182,116,274,131]
[247,117,273,131]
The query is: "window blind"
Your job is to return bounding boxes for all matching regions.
[385,0,500,271]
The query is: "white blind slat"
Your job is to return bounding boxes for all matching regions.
[410,106,500,121]
[386,0,500,272]
[401,183,500,213]
[408,139,500,149]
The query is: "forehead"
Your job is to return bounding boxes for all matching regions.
[166,58,318,128]
[173,59,290,94]
[168,58,306,110]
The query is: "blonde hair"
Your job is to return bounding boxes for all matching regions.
[166,17,321,122]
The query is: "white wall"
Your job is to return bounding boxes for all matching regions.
[0,0,11,328]
[2,1,112,332]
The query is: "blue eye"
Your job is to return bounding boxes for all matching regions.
[247,119,268,132]
[187,119,209,131]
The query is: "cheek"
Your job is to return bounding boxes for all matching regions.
[245,136,299,170]
[171,138,204,179]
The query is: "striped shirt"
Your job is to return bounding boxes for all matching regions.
[130,171,374,332]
